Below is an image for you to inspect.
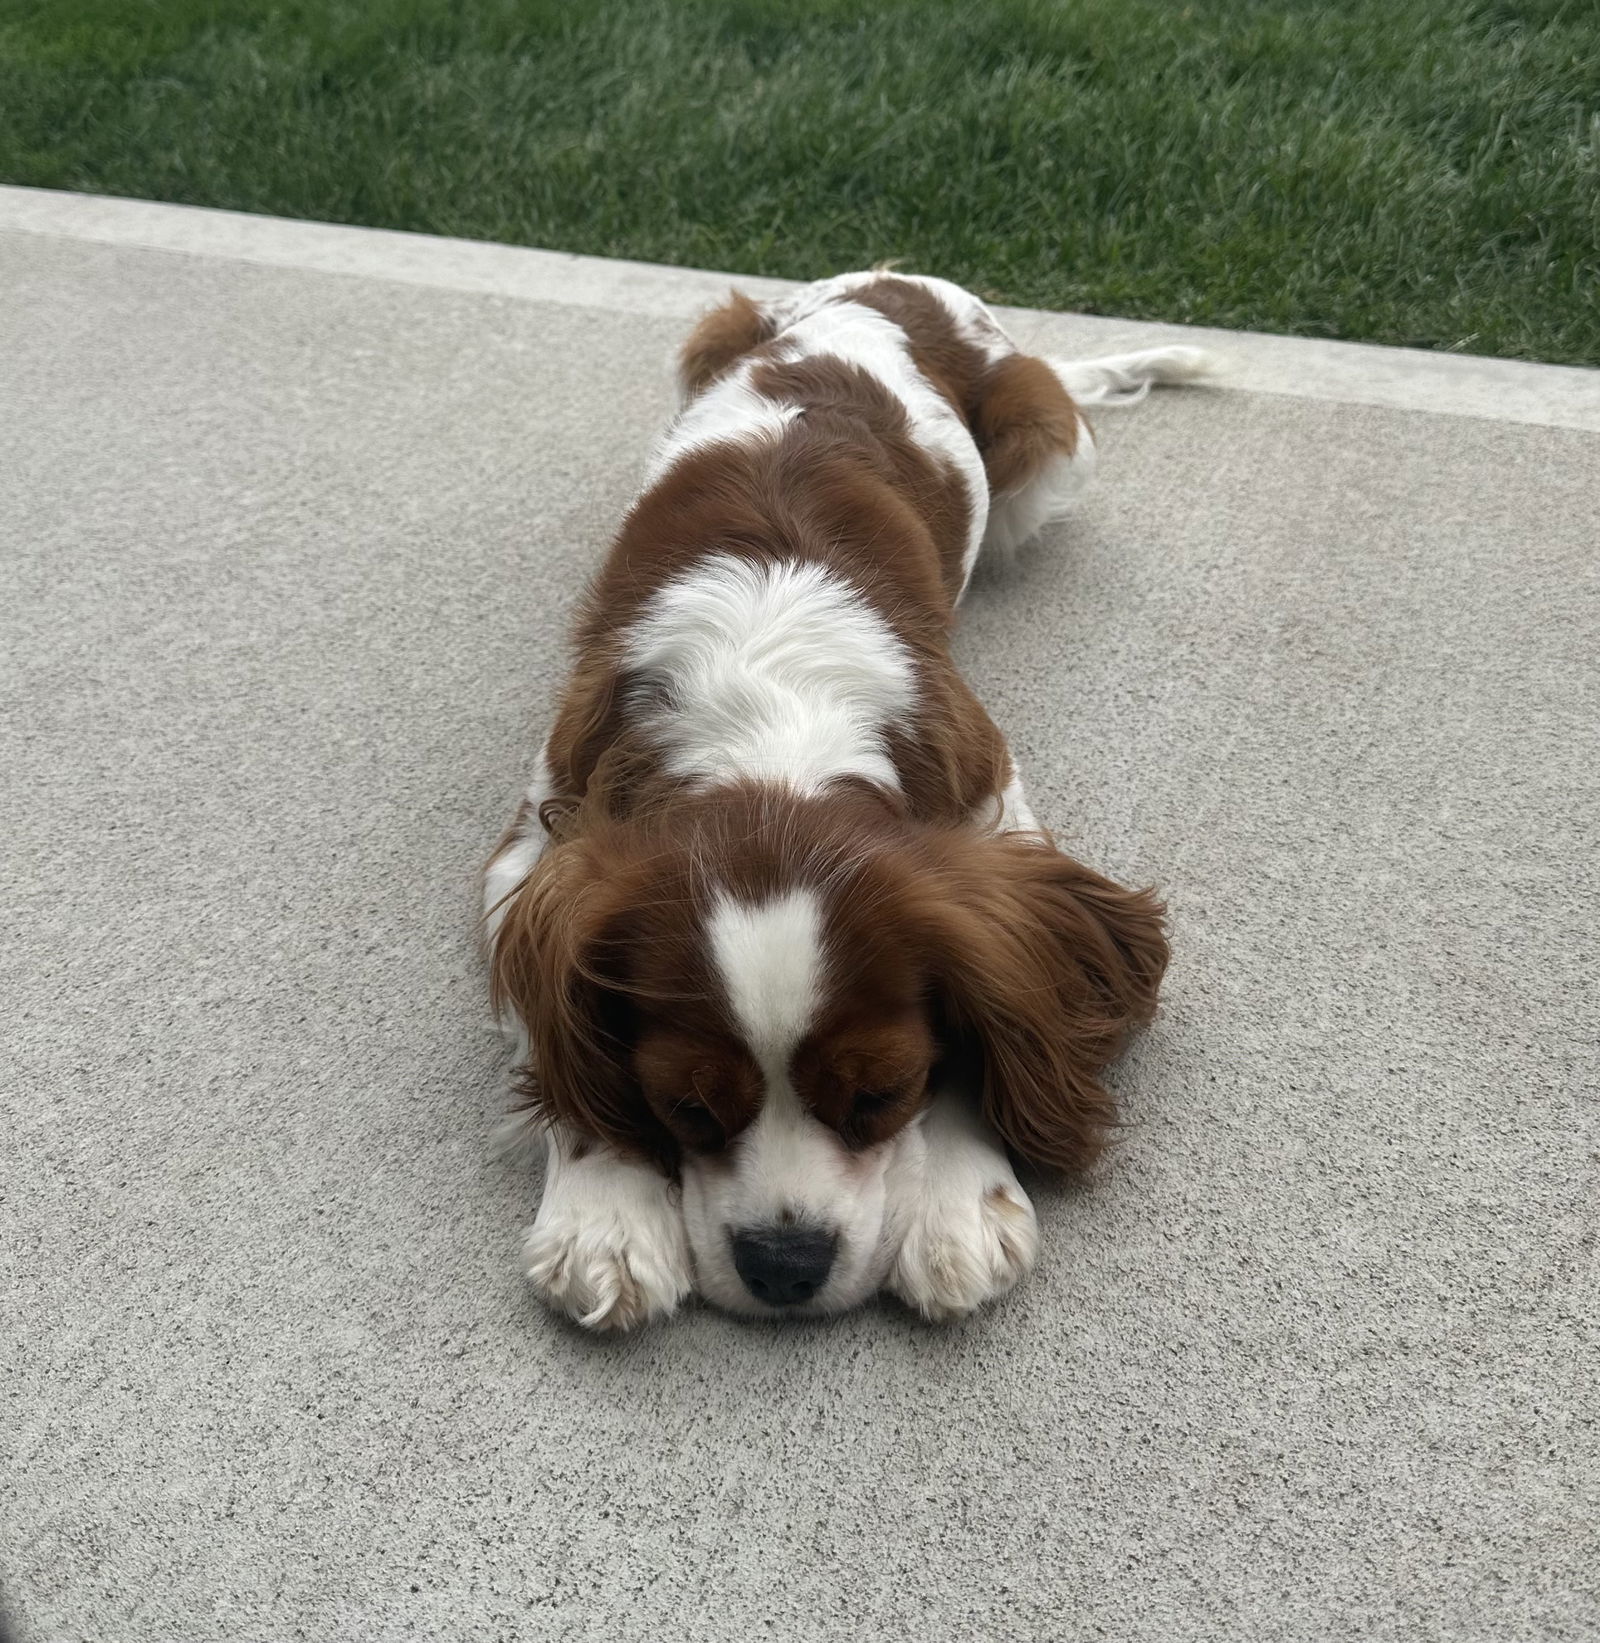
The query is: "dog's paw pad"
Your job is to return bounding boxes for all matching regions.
[889,1180,1039,1322]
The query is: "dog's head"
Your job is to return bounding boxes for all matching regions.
[490,784,1165,1316]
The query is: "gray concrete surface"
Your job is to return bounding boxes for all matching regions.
[2,198,1597,1643]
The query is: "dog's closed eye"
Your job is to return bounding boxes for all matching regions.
[635,1028,763,1153]
[834,1075,928,1147]
[667,1094,728,1150]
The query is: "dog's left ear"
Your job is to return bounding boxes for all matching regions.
[914,830,1169,1171]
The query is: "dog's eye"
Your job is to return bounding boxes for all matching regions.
[836,1085,912,1148]
[668,1096,727,1150]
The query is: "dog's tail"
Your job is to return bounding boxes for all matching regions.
[1049,344,1212,407]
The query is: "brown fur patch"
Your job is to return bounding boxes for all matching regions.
[749,351,973,598]
[541,654,665,835]
[491,785,915,1163]
[677,290,774,398]
[839,275,992,417]
[826,274,1083,504]
[973,352,1082,496]
[909,829,1168,1171]
[883,671,1010,825]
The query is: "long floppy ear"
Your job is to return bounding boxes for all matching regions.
[488,837,672,1164]
[917,830,1169,1171]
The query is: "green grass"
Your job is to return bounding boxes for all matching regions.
[3,0,1597,363]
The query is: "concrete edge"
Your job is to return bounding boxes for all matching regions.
[4,184,1598,433]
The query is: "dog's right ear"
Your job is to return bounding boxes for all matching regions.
[488,837,671,1164]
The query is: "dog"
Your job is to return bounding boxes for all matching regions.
[485,271,1204,1328]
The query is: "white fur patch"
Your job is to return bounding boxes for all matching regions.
[767,270,1013,366]
[522,1124,693,1332]
[996,768,1042,835]
[708,889,826,1067]
[973,766,1043,837]
[982,414,1097,558]
[679,1080,900,1317]
[646,362,801,482]
[885,1083,1039,1320]
[623,553,917,793]
[685,886,898,1314]
[483,744,553,948]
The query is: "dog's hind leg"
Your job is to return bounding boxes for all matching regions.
[975,345,1211,560]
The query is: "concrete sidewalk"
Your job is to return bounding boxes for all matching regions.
[2,188,1595,1642]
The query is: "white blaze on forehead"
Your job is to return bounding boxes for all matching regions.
[707,888,827,1068]
[691,884,890,1312]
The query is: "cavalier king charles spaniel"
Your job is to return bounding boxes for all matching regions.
[485,271,1204,1329]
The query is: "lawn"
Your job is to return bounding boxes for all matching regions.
[3,0,1596,365]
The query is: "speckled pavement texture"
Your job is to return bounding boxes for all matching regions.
[2,196,1596,1643]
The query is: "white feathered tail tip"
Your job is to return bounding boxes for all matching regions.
[1051,344,1212,407]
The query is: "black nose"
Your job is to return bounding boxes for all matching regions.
[730,1225,838,1307]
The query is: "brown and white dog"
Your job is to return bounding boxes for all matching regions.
[485,271,1203,1329]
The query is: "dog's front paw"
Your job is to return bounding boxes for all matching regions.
[889,1178,1039,1322]
[523,1167,693,1332]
